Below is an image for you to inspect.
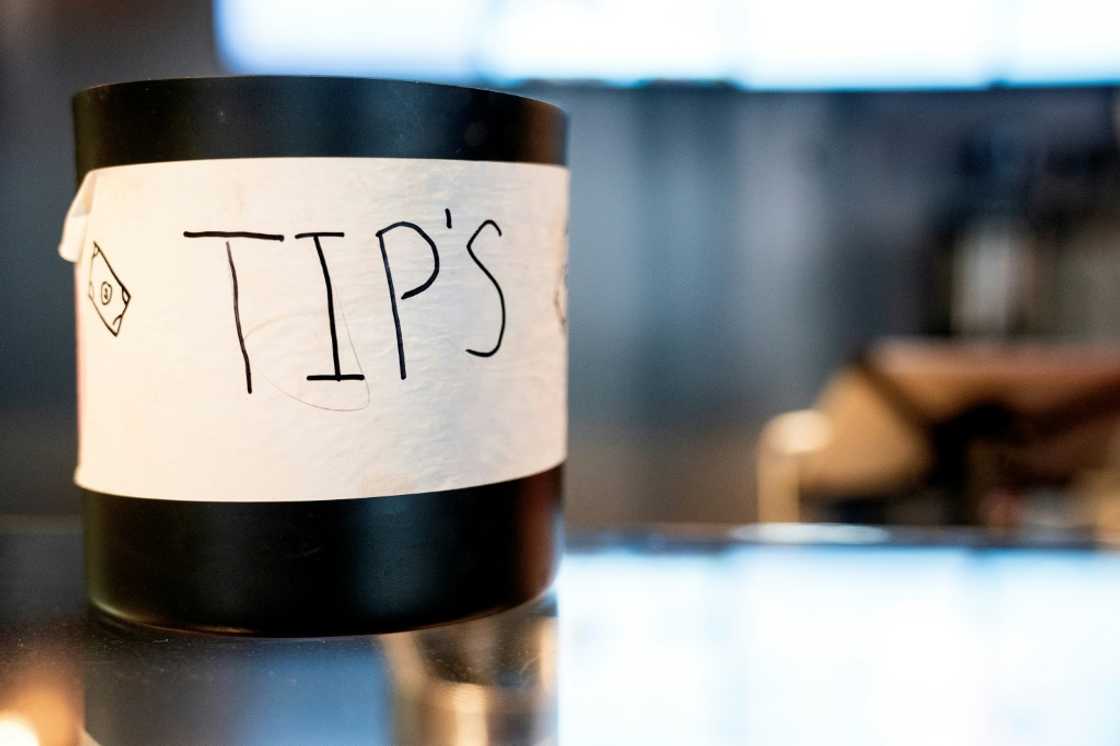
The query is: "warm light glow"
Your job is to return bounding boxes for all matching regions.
[0,714,39,746]
[765,409,833,456]
[447,684,489,745]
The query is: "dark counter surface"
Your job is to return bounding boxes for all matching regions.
[3,517,1120,745]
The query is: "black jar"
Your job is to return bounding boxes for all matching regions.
[62,77,568,635]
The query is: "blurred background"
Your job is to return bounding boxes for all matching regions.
[4,0,1120,532]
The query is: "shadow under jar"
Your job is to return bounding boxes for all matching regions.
[66,77,568,635]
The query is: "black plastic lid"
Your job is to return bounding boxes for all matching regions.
[72,76,567,181]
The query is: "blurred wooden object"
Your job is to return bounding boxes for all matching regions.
[758,338,1120,527]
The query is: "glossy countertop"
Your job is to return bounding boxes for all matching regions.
[3,518,1120,745]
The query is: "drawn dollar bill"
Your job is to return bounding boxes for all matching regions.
[87,242,130,336]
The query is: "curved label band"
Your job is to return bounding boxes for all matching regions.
[65,158,568,501]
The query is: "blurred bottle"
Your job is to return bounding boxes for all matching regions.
[939,120,1120,341]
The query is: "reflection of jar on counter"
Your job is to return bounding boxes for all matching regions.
[81,595,557,745]
[383,595,557,746]
[83,619,390,745]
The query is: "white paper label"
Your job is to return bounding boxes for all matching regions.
[64,158,568,501]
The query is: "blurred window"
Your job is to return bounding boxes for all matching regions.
[216,0,1120,88]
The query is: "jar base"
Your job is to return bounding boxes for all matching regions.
[82,468,562,637]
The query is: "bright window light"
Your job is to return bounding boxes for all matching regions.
[559,546,1120,744]
[215,0,1120,89]
[479,0,735,84]
[216,0,488,79]
[1005,0,1120,83]
[734,0,996,88]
